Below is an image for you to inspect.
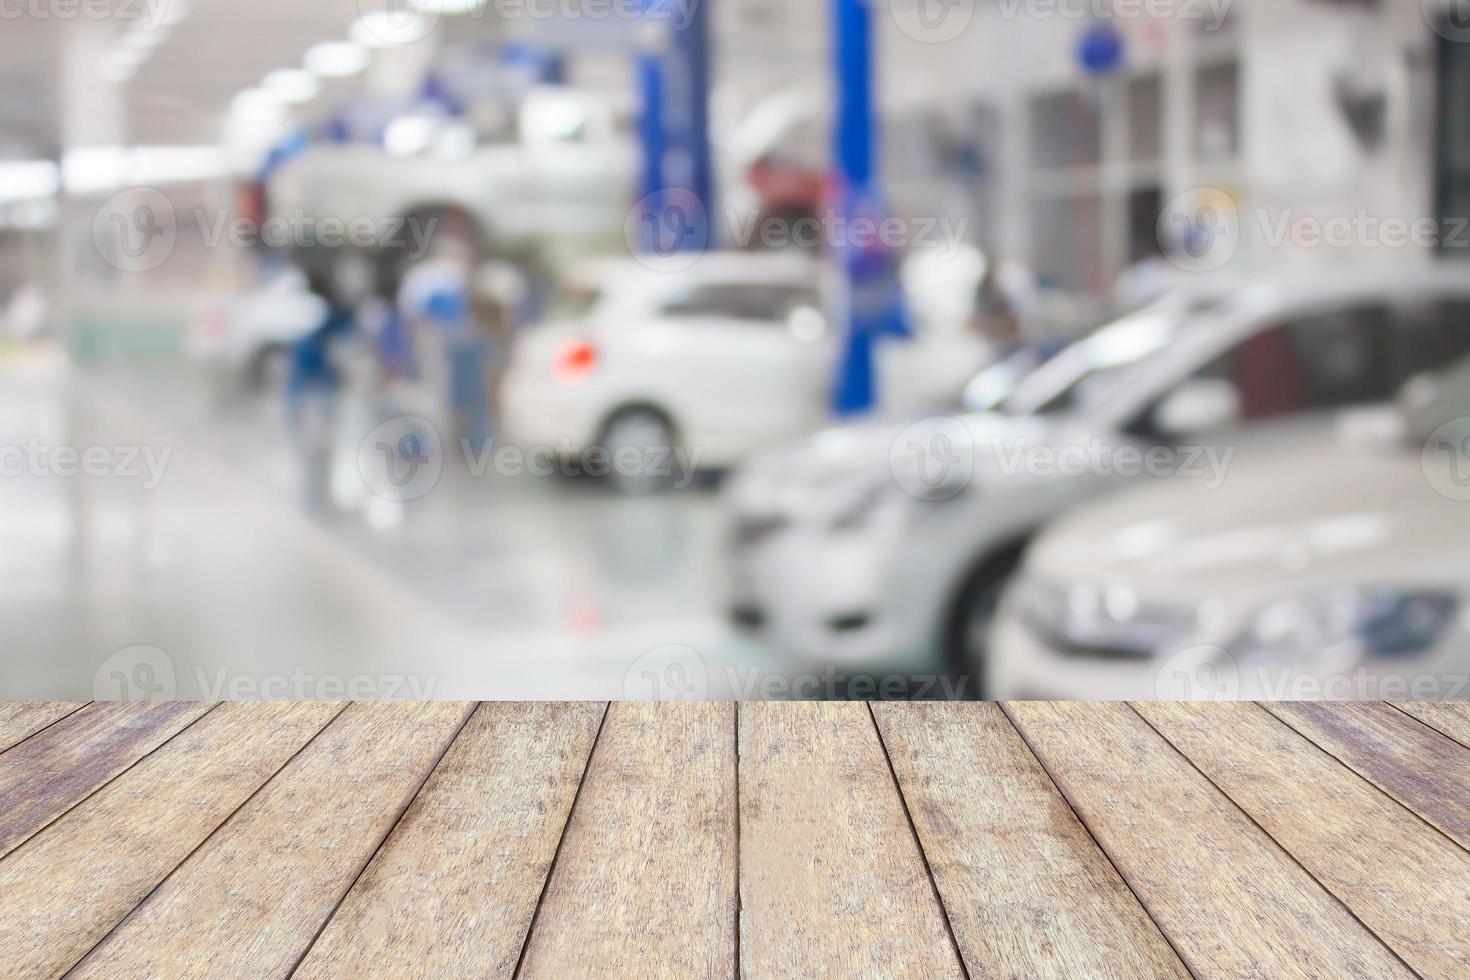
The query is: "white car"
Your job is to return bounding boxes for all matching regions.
[723,265,1470,685]
[989,365,1470,701]
[500,252,990,493]
[268,89,637,261]
[188,268,327,389]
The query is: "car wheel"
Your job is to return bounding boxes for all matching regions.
[943,546,1026,699]
[599,408,678,496]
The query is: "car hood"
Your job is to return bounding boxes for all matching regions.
[1028,427,1468,594]
[727,411,1101,516]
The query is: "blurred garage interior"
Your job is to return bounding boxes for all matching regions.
[3,0,1470,700]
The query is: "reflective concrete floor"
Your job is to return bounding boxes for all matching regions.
[0,345,780,700]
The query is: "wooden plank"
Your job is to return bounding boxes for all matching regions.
[1138,701,1470,978]
[1004,701,1412,978]
[68,701,474,980]
[0,701,343,980]
[1267,701,1470,850]
[873,702,1188,978]
[294,702,605,979]
[1393,701,1470,750]
[0,702,87,753]
[515,702,736,979]
[0,701,214,859]
[737,702,964,979]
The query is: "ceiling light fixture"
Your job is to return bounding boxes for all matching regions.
[304,41,369,78]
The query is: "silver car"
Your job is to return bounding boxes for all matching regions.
[724,265,1470,689]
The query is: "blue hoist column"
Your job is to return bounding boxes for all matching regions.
[831,0,910,416]
[637,0,715,255]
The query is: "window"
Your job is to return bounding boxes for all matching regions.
[1194,60,1240,163]
[1389,299,1470,380]
[660,283,817,322]
[1127,75,1164,164]
[1436,29,1470,256]
[1029,91,1101,170]
[1129,304,1398,437]
[1030,192,1104,294]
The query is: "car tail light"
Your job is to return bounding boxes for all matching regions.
[553,339,597,384]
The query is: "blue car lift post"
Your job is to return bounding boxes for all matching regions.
[637,0,714,255]
[832,0,909,417]
[635,0,901,412]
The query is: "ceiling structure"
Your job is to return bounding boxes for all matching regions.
[0,0,834,161]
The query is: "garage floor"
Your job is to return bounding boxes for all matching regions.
[2,700,1469,977]
[0,347,779,700]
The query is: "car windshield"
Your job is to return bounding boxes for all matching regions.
[999,293,1228,417]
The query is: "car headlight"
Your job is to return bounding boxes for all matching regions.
[1010,578,1200,659]
[1228,588,1461,669]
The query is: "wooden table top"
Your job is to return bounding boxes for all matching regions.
[2,700,1468,978]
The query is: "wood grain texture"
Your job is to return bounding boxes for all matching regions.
[1137,701,1470,978]
[1005,701,1412,979]
[1267,701,1470,850]
[873,702,1188,978]
[1393,701,1470,750]
[0,701,343,980]
[294,702,605,979]
[69,701,474,980]
[0,701,87,752]
[0,701,213,859]
[515,701,736,980]
[738,702,964,979]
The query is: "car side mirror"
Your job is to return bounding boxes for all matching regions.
[1153,378,1242,438]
